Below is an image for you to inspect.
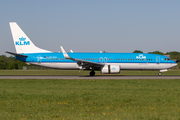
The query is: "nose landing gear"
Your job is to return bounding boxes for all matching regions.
[158,72,162,76]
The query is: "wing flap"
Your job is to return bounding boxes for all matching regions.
[76,59,104,67]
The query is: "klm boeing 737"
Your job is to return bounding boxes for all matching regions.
[6,22,177,76]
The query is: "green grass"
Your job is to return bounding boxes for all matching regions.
[0,79,180,119]
[0,69,180,76]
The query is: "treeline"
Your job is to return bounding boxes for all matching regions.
[0,55,27,69]
[133,50,180,61]
[0,50,180,70]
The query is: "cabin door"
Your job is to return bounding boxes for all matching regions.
[37,55,41,64]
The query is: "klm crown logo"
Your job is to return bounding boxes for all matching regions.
[19,37,26,41]
[15,37,30,45]
[111,67,116,70]
[136,54,146,59]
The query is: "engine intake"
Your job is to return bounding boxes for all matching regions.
[101,65,120,74]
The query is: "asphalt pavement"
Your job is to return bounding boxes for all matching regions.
[0,75,180,79]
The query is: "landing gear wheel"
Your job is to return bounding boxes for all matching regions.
[158,72,162,76]
[90,71,95,76]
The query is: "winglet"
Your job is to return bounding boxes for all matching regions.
[60,46,71,59]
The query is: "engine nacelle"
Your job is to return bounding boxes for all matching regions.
[101,65,120,74]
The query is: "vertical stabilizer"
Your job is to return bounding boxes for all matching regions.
[9,22,51,54]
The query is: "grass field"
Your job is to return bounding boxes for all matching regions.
[0,79,180,119]
[0,69,180,76]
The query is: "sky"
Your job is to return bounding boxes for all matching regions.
[0,0,180,56]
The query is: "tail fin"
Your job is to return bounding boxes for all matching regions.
[9,22,51,54]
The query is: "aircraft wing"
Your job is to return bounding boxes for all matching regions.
[75,59,104,68]
[60,46,104,68]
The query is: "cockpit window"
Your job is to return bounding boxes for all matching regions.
[165,58,170,61]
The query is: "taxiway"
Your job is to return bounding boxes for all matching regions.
[0,75,180,79]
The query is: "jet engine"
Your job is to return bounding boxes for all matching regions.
[101,65,120,74]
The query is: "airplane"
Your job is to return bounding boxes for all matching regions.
[6,22,177,76]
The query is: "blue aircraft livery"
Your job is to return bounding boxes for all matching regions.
[7,22,177,76]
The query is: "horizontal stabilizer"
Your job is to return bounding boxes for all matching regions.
[6,51,27,57]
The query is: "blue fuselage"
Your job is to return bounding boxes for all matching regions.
[15,52,177,70]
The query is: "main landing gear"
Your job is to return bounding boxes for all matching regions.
[90,70,95,76]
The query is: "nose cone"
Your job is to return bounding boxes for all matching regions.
[169,60,178,67]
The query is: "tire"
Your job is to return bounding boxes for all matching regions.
[90,71,95,76]
[158,72,162,76]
